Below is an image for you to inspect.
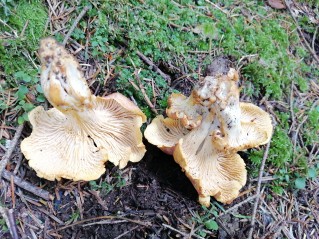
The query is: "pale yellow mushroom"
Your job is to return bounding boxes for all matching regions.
[21,38,146,181]
[166,92,203,129]
[145,60,272,206]
[144,115,189,155]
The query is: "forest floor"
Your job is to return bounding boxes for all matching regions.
[0,0,319,238]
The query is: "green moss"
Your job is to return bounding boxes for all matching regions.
[304,108,319,146]
[9,1,47,40]
[0,0,47,78]
[0,0,47,122]
[269,128,293,168]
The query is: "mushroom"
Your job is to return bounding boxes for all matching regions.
[21,38,146,181]
[166,92,203,129]
[145,58,272,206]
[144,115,189,155]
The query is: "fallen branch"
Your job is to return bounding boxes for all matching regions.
[63,6,90,45]
[136,51,171,85]
[0,123,24,177]
[3,170,53,201]
[247,139,272,239]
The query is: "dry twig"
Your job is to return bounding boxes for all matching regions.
[312,26,318,55]
[133,70,158,114]
[292,116,308,163]
[3,170,53,201]
[0,123,24,177]
[0,18,18,38]
[248,139,272,239]
[168,22,197,33]
[260,198,294,239]
[63,6,90,45]
[113,225,139,239]
[204,0,229,15]
[7,209,19,239]
[51,215,151,233]
[136,51,172,85]
[0,206,19,239]
[218,194,258,217]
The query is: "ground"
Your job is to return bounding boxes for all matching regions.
[0,0,319,238]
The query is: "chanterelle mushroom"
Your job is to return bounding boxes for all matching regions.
[21,38,146,181]
[145,57,272,206]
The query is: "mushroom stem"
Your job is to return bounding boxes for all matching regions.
[40,38,92,112]
[210,96,242,152]
[194,69,242,152]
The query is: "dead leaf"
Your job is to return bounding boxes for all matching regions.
[267,0,286,9]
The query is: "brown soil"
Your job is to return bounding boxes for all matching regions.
[0,57,252,239]
[55,143,201,239]
[1,140,210,239]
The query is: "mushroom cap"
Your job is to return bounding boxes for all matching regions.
[21,106,107,181]
[104,92,146,122]
[212,102,273,152]
[173,114,247,205]
[194,68,239,109]
[144,115,189,155]
[239,102,273,145]
[166,93,203,129]
[21,95,146,181]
